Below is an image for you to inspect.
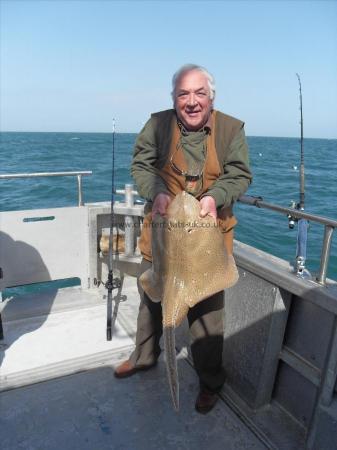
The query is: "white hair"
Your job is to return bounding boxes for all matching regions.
[171,64,216,101]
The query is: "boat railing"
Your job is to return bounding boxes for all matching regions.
[239,195,336,285]
[0,171,92,206]
[0,174,335,285]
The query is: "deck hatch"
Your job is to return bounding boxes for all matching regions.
[273,361,317,428]
[283,295,334,370]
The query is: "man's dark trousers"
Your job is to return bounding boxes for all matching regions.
[129,258,226,393]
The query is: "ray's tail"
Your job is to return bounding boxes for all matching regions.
[163,326,179,411]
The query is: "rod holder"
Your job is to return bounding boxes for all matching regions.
[124,184,135,257]
[77,175,83,206]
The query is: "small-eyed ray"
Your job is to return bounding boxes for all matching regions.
[140,191,238,410]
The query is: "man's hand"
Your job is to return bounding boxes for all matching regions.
[152,193,172,218]
[199,196,217,220]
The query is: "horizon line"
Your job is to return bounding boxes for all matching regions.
[1,130,336,140]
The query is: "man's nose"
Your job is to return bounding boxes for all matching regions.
[187,93,197,106]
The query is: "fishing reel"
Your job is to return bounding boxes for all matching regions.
[105,273,122,292]
[287,200,298,229]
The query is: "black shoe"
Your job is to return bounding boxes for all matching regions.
[195,389,219,414]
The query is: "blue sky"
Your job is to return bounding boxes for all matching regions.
[1,0,337,137]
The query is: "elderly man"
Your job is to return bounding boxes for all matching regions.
[115,64,252,414]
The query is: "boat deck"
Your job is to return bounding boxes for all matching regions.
[0,278,266,450]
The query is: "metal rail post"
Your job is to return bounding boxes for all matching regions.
[124,184,135,257]
[317,226,334,285]
[77,174,83,206]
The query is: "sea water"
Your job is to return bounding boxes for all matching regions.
[0,132,336,282]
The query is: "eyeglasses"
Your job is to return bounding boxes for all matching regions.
[170,155,203,182]
[169,125,207,182]
[170,143,204,181]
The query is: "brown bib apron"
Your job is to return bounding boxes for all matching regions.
[138,110,237,261]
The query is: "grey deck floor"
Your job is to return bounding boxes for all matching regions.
[1,358,266,450]
[0,278,267,450]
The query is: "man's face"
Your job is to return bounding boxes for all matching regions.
[174,70,213,131]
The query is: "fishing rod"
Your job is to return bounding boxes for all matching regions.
[297,73,305,210]
[288,74,310,278]
[105,118,121,340]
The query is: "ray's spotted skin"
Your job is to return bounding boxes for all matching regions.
[140,191,239,410]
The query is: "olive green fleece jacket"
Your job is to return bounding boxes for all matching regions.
[131,111,252,209]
